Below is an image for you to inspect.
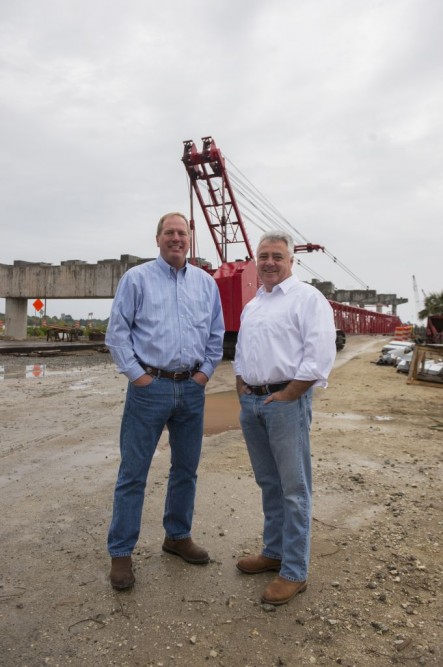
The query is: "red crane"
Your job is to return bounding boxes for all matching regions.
[182,136,325,356]
[182,136,401,356]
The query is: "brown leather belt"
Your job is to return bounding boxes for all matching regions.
[247,382,290,396]
[140,364,199,381]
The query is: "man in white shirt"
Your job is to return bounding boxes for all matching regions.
[233,230,336,605]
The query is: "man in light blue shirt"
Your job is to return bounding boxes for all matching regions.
[106,212,224,590]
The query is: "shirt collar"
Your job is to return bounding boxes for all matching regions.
[156,254,188,277]
[257,273,299,296]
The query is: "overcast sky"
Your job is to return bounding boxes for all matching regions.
[1,0,442,323]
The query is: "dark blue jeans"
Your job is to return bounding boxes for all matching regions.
[108,377,205,557]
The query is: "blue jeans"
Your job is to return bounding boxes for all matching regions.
[239,389,313,581]
[108,377,205,557]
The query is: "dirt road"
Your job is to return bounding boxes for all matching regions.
[0,336,441,667]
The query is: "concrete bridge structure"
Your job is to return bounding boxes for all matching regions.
[0,256,152,339]
[310,280,408,315]
[0,257,408,339]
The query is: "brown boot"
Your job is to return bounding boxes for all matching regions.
[261,576,307,605]
[162,537,209,564]
[110,556,135,590]
[236,554,281,574]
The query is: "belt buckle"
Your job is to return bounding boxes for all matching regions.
[173,370,190,380]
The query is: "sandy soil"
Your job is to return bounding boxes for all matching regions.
[0,336,441,667]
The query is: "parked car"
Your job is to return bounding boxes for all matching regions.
[335,328,346,351]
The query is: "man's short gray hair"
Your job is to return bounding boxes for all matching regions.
[257,230,295,258]
[157,212,190,236]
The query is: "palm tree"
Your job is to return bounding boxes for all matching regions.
[418,291,443,320]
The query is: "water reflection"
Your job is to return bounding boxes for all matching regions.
[0,364,47,380]
[26,364,46,379]
[0,361,96,380]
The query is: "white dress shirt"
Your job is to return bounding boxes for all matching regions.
[233,274,336,387]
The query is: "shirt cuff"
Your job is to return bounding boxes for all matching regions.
[199,362,214,380]
[125,363,147,383]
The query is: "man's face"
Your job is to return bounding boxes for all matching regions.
[156,215,190,268]
[256,239,293,292]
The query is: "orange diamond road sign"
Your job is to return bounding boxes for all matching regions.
[33,299,44,312]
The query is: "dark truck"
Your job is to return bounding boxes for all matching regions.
[426,315,443,344]
[335,328,346,351]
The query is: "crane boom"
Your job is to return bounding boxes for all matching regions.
[182,137,324,260]
[412,274,420,320]
[182,136,255,262]
[181,137,329,356]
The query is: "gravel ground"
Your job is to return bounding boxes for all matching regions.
[0,336,441,667]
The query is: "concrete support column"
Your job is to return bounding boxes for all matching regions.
[5,298,28,339]
[376,303,383,313]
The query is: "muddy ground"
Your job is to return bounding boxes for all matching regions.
[0,336,441,667]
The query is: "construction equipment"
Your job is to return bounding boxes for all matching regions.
[426,315,443,344]
[182,137,399,356]
[45,324,83,342]
[412,275,421,321]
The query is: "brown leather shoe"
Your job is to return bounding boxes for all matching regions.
[162,537,209,564]
[261,576,307,605]
[110,556,135,590]
[236,554,281,574]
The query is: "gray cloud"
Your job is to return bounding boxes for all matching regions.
[1,0,442,322]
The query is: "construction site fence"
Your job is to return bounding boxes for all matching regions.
[329,301,402,335]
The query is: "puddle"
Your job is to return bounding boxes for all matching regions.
[316,411,395,423]
[0,364,49,380]
[204,393,394,435]
[316,411,367,421]
[333,412,366,421]
[0,364,99,381]
[315,490,385,529]
[68,379,93,391]
[2,363,41,380]
[204,390,241,435]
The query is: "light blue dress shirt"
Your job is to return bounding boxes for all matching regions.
[105,255,225,382]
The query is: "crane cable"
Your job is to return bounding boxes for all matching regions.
[226,157,371,290]
[191,178,329,282]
